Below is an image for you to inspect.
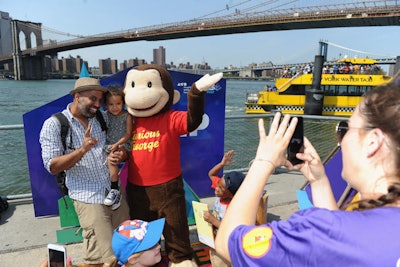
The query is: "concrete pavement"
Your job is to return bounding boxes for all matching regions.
[0,168,306,267]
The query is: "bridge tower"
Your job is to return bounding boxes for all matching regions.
[11,19,45,80]
[318,40,328,61]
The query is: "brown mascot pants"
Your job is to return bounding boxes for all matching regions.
[126,176,193,263]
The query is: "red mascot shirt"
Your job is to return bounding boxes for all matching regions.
[128,110,188,186]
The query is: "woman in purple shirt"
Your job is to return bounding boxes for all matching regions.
[215,76,400,266]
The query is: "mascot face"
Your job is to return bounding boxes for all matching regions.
[124,65,180,117]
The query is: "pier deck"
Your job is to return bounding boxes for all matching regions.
[0,168,304,267]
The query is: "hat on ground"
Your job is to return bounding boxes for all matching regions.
[112,218,165,265]
[224,171,245,195]
[69,77,107,95]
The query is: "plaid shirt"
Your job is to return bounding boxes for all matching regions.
[39,104,110,204]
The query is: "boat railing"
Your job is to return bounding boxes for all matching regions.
[277,72,303,91]
[0,114,342,199]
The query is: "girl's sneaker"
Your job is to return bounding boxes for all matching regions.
[104,189,120,206]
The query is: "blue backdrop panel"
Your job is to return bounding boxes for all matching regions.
[24,69,225,217]
[305,149,347,202]
[23,95,73,217]
[168,70,226,198]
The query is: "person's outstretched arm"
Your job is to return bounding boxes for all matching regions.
[208,150,235,181]
[215,113,296,262]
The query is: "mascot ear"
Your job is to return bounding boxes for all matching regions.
[173,89,180,104]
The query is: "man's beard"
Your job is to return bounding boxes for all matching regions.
[78,99,96,118]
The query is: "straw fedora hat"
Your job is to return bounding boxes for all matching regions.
[69,77,107,95]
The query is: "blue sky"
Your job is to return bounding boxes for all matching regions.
[3,0,400,69]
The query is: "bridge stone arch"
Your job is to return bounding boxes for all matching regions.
[13,20,43,50]
[11,19,45,80]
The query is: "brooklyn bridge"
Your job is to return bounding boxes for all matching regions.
[0,0,399,80]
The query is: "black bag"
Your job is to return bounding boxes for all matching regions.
[53,112,70,196]
[55,171,69,196]
[0,197,9,213]
[52,111,107,196]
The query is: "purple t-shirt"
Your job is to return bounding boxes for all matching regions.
[229,207,400,266]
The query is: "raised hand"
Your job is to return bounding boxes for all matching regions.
[194,72,223,92]
[254,113,297,169]
[221,150,235,167]
[82,124,98,151]
[294,136,327,185]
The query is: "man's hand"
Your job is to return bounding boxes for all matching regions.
[82,124,98,152]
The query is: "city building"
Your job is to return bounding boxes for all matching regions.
[0,11,12,57]
[119,57,147,71]
[75,56,86,74]
[62,56,76,74]
[99,58,118,74]
[1,42,217,77]
[152,46,166,66]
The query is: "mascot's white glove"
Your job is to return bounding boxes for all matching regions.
[194,72,223,92]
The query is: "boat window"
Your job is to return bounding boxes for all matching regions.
[348,86,357,95]
[281,85,305,95]
[338,85,347,95]
[353,86,368,96]
[323,85,335,96]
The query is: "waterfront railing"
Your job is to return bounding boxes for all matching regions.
[0,114,343,198]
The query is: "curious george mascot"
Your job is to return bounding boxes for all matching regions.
[123,64,222,267]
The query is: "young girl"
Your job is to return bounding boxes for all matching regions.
[110,218,165,267]
[103,85,133,210]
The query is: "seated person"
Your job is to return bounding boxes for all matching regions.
[203,150,246,267]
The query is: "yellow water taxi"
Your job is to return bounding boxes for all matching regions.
[245,58,393,116]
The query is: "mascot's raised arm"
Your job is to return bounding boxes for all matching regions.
[124,64,222,129]
[123,64,222,267]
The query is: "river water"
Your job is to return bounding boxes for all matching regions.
[0,78,269,196]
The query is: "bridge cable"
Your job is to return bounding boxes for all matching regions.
[22,22,85,38]
[324,41,395,58]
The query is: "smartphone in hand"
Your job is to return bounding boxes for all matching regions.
[48,243,67,267]
[287,116,304,165]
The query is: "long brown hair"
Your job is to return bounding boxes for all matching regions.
[354,76,400,210]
